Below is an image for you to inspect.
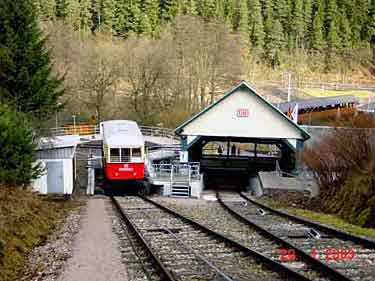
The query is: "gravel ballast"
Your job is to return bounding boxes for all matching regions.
[21,203,83,281]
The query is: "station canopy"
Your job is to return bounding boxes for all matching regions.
[175,81,310,141]
[276,95,359,113]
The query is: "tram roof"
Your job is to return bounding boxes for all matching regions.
[101,120,144,148]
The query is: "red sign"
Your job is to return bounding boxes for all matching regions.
[237,108,249,118]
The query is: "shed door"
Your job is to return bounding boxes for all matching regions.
[47,161,64,193]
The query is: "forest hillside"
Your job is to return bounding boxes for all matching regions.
[34,0,375,125]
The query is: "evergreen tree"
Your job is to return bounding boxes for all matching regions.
[0,0,64,120]
[80,0,93,33]
[37,0,56,21]
[327,15,340,50]
[112,0,129,36]
[324,0,338,33]
[0,105,42,186]
[101,0,116,32]
[274,0,289,30]
[202,0,217,20]
[338,9,352,51]
[264,17,284,68]
[303,0,313,48]
[311,0,325,51]
[131,0,151,34]
[66,0,81,30]
[222,0,234,25]
[291,0,304,48]
[366,0,375,40]
[350,0,369,44]
[142,0,160,34]
[159,0,179,22]
[185,0,198,15]
[233,0,248,33]
[55,0,69,19]
[248,0,264,53]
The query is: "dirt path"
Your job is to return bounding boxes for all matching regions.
[59,197,127,281]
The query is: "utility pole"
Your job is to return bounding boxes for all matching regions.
[371,35,375,67]
[72,114,76,134]
[287,73,292,102]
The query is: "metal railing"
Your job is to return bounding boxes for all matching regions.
[150,162,201,182]
[44,124,100,137]
[43,124,179,141]
[139,126,180,142]
[110,155,131,163]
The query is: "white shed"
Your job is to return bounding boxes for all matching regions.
[32,135,80,195]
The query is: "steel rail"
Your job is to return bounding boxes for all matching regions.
[140,206,234,281]
[114,201,155,281]
[111,196,177,281]
[216,192,353,281]
[240,192,375,248]
[141,196,314,281]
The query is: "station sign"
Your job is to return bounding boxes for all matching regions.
[236,108,249,118]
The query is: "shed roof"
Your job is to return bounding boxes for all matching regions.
[37,147,76,159]
[175,81,310,141]
[37,135,81,150]
[101,120,144,148]
[276,95,359,113]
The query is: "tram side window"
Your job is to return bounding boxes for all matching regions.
[132,148,141,157]
[121,148,130,162]
[110,148,120,162]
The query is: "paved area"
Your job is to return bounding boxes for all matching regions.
[59,197,127,281]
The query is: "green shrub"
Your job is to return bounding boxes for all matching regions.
[0,105,42,187]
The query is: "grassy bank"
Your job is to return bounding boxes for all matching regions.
[0,187,79,281]
[289,208,375,238]
[258,196,375,238]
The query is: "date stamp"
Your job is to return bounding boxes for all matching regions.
[279,248,355,262]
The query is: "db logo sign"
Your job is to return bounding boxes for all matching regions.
[237,108,249,118]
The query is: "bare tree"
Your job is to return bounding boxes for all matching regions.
[80,42,121,121]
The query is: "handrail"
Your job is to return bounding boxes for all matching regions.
[42,124,180,142]
[150,162,200,181]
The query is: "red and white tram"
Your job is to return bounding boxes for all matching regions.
[101,120,145,181]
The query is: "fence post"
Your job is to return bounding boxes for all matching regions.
[170,164,174,185]
[188,164,191,186]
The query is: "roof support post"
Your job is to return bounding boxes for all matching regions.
[227,141,230,159]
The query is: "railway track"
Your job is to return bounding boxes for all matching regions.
[110,202,163,281]
[217,191,375,281]
[111,195,319,281]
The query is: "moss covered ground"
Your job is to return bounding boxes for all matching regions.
[0,187,79,281]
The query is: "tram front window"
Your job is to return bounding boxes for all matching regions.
[121,148,130,162]
[132,147,142,162]
[110,148,120,162]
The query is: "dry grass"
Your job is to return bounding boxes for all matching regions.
[0,187,79,281]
